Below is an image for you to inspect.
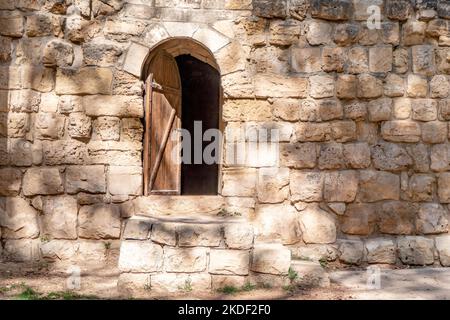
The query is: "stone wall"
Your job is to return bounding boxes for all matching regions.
[1,0,450,292]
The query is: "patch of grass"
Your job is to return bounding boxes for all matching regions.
[217,286,239,295]
[288,267,298,281]
[42,291,99,300]
[241,282,256,292]
[40,235,50,243]
[179,279,192,292]
[16,286,40,300]
[282,284,296,293]
[319,258,328,268]
[104,242,112,250]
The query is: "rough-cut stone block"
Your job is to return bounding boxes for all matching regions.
[336,74,357,99]
[93,116,120,141]
[68,113,91,138]
[10,89,41,113]
[359,170,400,202]
[43,38,74,67]
[311,0,353,20]
[41,196,78,240]
[119,241,163,272]
[365,238,396,264]
[357,74,383,98]
[431,144,450,172]
[3,240,40,262]
[438,173,450,203]
[290,260,330,287]
[254,74,308,98]
[381,120,421,143]
[117,273,151,296]
[251,243,290,275]
[87,141,142,166]
[123,42,150,77]
[164,247,208,273]
[151,273,211,293]
[269,19,301,46]
[416,203,448,234]
[0,168,22,196]
[343,142,371,168]
[0,14,24,37]
[412,99,437,121]
[369,46,393,73]
[412,45,435,76]
[334,23,360,46]
[372,142,412,172]
[379,201,417,234]
[151,222,177,246]
[347,47,369,74]
[309,75,334,99]
[431,75,450,98]
[66,165,106,194]
[280,142,317,169]
[223,223,254,249]
[254,203,301,244]
[398,236,434,265]
[407,74,428,98]
[435,235,450,267]
[295,122,331,142]
[35,113,65,140]
[324,171,358,203]
[23,168,63,196]
[253,0,287,18]
[384,73,404,97]
[209,249,249,275]
[368,98,392,122]
[338,240,364,265]
[78,204,121,239]
[408,174,434,202]
[123,217,151,240]
[0,197,39,239]
[257,167,289,203]
[178,223,222,247]
[306,21,333,45]
[108,166,142,196]
[300,205,336,244]
[292,47,322,73]
[340,203,376,235]
[386,0,413,20]
[290,171,323,202]
[318,142,345,169]
[222,168,256,197]
[40,240,77,262]
[422,121,447,144]
[56,68,113,95]
[43,140,88,165]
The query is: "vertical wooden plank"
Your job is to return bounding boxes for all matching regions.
[143,75,153,196]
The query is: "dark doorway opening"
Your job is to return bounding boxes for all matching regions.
[176,55,221,195]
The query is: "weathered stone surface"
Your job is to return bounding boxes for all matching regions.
[368,98,392,122]
[222,168,256,197]
[381,120,421,143]
[87,141,142,166]
[412,45,435,76]
[318,143,345,169]
[0,168,22,196]
[78,204,121,239]
[83,38,122,67]
[324,171,358,203]
[41,196,78,239]
[422,121,447,144]
[42,38,74,67]
[310,0,353,20]
[411,99,437,122]
[334,23,360,46]
[300,205,336,244]
[359,170,400,202]
[93,116,120,141]
[223,99,272,122]
[119,241,163,272]
[23,168,64,196]
[66,165,106,194]
[10,89,41,113]
[365,238,396,264]
[104,19,146,40]
[254,203,301,244]
[40,240,78,262]
[164,247,207,273]
[290,171,323,202]
[379,201,417,235]
[357,74,383,98]
[435,235,450,267]
[26,13,59,37]
[384,73,404,97]
[269,19,300,46]
[372,142,412,172]
[306,21,333,45]
[254,74,308,98]
[386,0,413,20]
[408,174,434,201]
[56,68,113,95]
[431,75,450,98]
[438,172,450,203]
[0,197,39,239]
[82,95,143,119]
[3,240,40,262]
[369,46,393,73]
[209,249,249,275]
[151,273,211,293]
[253,0,287,18]
[43,140,88,165]
[292,47,322,73]
[117,273,151,296]
[280,142,317,168]
[35,113,65,140]
[340,203,376,235]
[0,14,24,37]
[223,223,254,249]
[407,74,428,98]
[178,224,222,247]
[338,240,364,265]
[336,74,357,99]
[68,113,92,139]
[398,236,434,265]
[257,168,289,203]
[123,217,151,240]
[309,75,334,99]
[251,243,290,275]
[150,221,177,246]
[416,203,448,234]
[108,166,142,196]
[343,142,371,168]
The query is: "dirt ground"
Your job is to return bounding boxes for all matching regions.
[0,262,352,300]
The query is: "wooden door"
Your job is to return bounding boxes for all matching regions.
[143,50,182,195]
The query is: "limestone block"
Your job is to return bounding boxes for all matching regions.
[35,113,65,140]
[309,75,334,99]
[411,99,437,121]
[118,241,163,272]
[0,197,39,239]
[402,21,426,45]
[340,203,376,235]
[381,120,421,143]
[0,14,24,37]
[438,172,450,203]
[280,142,317,169]
[384,73,404,97]
[338,240,364,265]
[23,168,64,196]
[359,170,400,202]
[123,217,151,240]
[223,223,254,249]
[386,0,414,20]
[252,0,287,18]
[78,204,121,239]
[290,171,323,202]
[369,46,393,73]
[178,223,222,247]
[193,27,230,52]
[26,13,59,37]
[408,174,434,202]
[412,45,435,76]
[379,201,417,234]
[324,171,358,203]
[257,167,289,203]
[164,247,208,273]
[367,98,392,122]
[292,47,322,73]
[68,112,92,138]
[357,74,383,98]
[300,205,336,244]
[150,273,211,293]
[254,74,308,98]
[83,38,122,67]
[42,38,74,67]
[334,23,361,46]
[93,116,120,141]
[254,203,301,244]
[55,68,113,95]
[430,75,450,98]
[306,21,332,45]
[3,239,40,262]
[222,168,256,197]
[422,121,447,144]
[151,221,177,245]
[87,141,142,166]
[9,89,41,113]
[343,142,371,169]
[123,42,150,77]
[251,243,291,275]
[407,74,428,98]
[295,122,331,142]
[398,236,434,265]
[310,0,353,20]
[41,196,78,239]
[318,142,345,169]
[40,240,77,261]
[347,47,369,74]
[336,74,357,99]
[43,140,88,165]
[269,19,301,46]
[431,144,450,172]
[365,238,396,264]
[416,203,448,234]
[209,249,250,275]
[0,168,22,196]
[104,19,146,40]
[371,142,412,172]
[66,165,106,194]
[83,95,143,118]
[108,166,142,196]
[435,235,450,267]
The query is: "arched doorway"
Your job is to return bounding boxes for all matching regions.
[142,39,222,196]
